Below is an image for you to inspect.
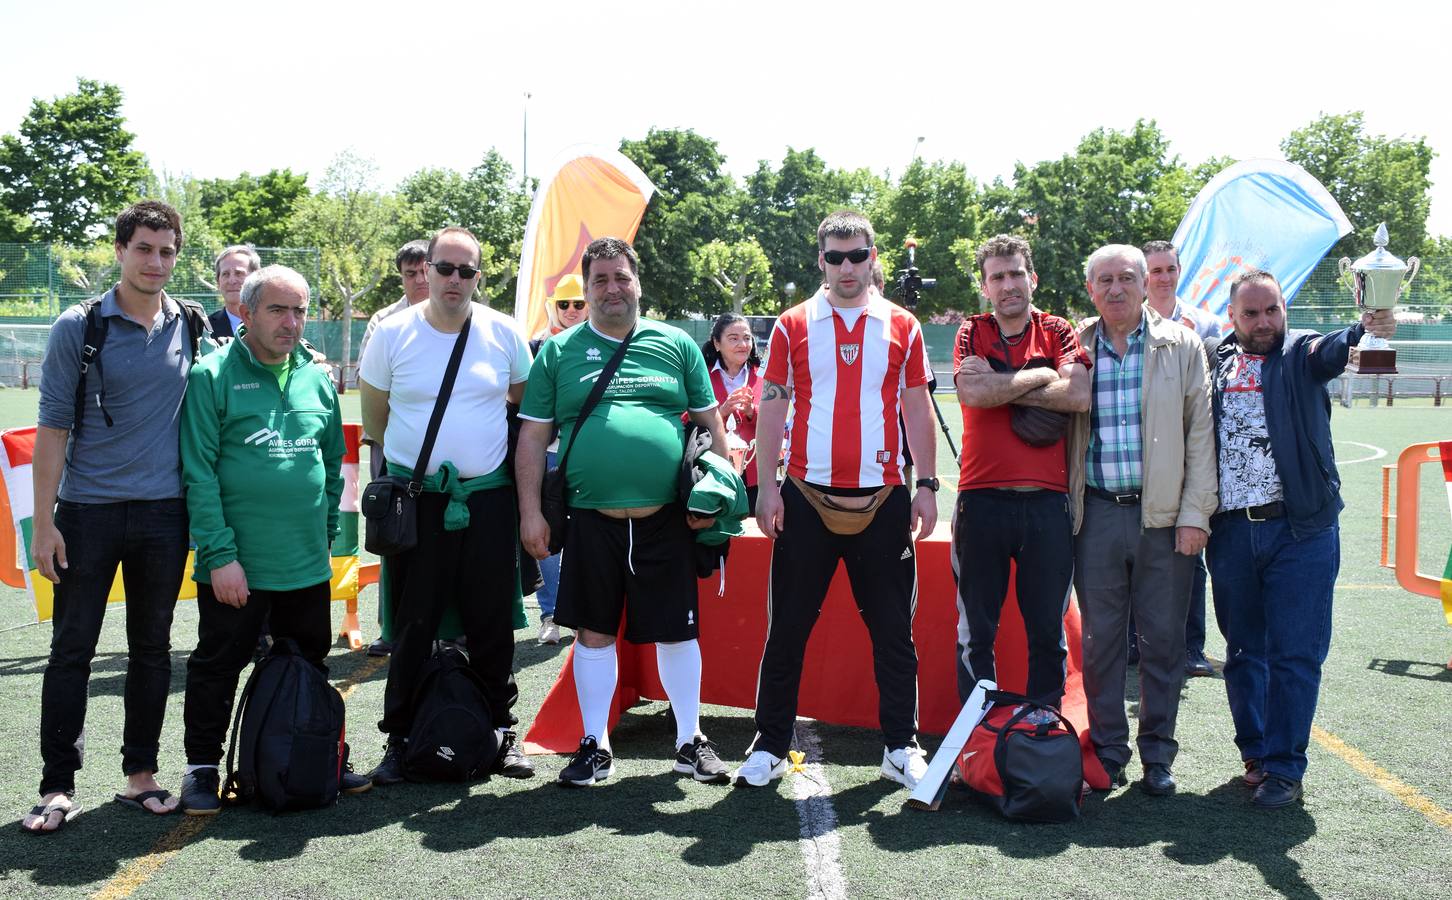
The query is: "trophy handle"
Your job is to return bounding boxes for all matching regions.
[1337,257,1354,291]
[1404,256,1421,286]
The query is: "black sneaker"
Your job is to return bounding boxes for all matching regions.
[367,737,407,787]
[181,767,222,816]
[366,638,392,657]
[340,743,372,794]
[559,737,614,787]
[493,730,536,779]
[674,736,729,784]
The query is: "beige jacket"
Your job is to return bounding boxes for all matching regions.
[1068,307,1217,534]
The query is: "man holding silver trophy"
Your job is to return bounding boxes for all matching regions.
[1206,257,1399,809]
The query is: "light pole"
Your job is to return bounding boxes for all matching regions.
[522,92,532,192]
[910,136,925,170]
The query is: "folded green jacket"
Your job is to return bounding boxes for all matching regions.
[686,449,748,546]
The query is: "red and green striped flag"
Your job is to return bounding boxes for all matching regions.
[0,425,362,623]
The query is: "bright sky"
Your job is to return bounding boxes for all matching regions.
[3,0,1449,240]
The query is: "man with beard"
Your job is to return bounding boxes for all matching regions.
[517,237,730,787]
[1207,269,1395,808]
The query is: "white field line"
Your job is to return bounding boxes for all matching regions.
[1335,440,1388,465]
[790,719,847,900]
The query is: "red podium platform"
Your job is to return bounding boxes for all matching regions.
[522,522,1108,789]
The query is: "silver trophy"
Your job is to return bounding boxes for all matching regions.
[1338,222,1419,374]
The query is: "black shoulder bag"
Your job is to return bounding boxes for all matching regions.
[361,313,471,556]
[540,329,634,554]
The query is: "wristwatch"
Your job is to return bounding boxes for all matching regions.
[915,477,940,493]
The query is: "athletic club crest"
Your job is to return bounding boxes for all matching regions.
[839,343,860,366]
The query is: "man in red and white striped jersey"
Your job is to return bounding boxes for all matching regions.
[734,210,939,790]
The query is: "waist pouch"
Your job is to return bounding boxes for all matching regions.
[789,476,893,535]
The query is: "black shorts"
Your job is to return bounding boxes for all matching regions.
[555,503,699,644]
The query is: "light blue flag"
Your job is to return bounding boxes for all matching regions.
[1172,159,1351,325]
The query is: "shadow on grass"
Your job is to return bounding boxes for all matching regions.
[808,719,1318,898]
[1366,658,1452,682]
[0,799,204,888]
[405,770,801,868]
[827,776,1318,899]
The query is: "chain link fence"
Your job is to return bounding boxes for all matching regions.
[0,243,328,386]
[1,244,1448,396]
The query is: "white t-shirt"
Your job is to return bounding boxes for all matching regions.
[359,302,531,477]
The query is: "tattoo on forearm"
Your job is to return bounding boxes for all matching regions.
[761,380,790,401]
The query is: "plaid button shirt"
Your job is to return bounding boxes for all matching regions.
[1086,321,1145,492]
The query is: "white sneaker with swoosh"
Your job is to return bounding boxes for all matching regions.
[881,745,929,790]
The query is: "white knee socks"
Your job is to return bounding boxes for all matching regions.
[573,642,618,752]
[656,639,703,750]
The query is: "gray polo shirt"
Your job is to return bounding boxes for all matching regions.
[38,286,194,503]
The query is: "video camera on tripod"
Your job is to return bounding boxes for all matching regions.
[893,238,937,311]
[889,238,958,463]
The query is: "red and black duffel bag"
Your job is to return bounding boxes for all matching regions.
[956,690,1083,823]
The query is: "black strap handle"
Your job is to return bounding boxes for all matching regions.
[408,311,472,494]
[556,328,634,474]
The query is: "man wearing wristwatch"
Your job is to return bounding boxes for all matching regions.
[735,209,938,791]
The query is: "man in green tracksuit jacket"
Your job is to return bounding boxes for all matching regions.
[175,265,367,814]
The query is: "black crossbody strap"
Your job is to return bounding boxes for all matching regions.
[557,328,634,472]
[408,311,472,495]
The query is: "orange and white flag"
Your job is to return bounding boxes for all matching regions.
[514,145,655,341]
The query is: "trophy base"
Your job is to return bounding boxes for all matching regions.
[1347,347,1397,375]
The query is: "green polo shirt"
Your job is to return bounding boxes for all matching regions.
[520,320,716,509]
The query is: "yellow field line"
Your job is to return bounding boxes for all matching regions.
[1311,725,1452,831]
[91,654,389,900]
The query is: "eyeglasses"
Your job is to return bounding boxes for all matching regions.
[822,247,873,265]
[555,300,587,311]
[429,262,481,279]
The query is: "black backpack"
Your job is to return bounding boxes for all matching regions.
[73,293,211,434]
[403,644,499,782]
[223,638,346,812]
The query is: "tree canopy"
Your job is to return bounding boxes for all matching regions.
[2,84,1443,329]
[0,79,149,244]
[1282,111,1435,260]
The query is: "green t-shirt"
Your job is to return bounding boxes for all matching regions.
[263,360,289,390]
[520,320,716,509]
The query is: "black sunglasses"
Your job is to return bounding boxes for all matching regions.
[429,261,481,279]
[555,300,587,311]
[822,247,873,265]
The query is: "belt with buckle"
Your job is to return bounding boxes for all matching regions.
[1086,485,1141,506]
[1218,501,1286,522]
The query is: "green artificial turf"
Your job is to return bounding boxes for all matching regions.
[0,388,1447,898]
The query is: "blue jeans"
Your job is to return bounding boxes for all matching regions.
[39,498,189,796]
[1207,515,1338,782]
[1186,552,1208,654]
[537,450,561,620]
